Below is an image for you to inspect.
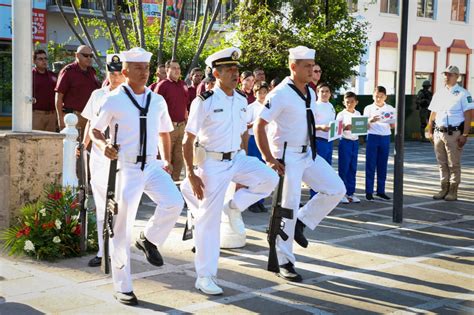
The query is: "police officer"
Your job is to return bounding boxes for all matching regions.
[416,80,433,142]
[180,47,279,295]
[254,46,346,282]
[427,65,473,201]
[90,47,184,305]
[81,53,125,267]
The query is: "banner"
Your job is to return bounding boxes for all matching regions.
[351,116,369,136]
[0,0,47,43]
[142,0,184,24]
[328,119,344,142]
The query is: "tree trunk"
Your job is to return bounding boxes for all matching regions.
[193,0,202,35]
[70,0,103,68]
[127,2,140,47]
[97,0,120,52]
[135,0,146,49]
[172,0,186,60]
[55,0,86,46]
[114,0,131,50]
[157,0,167,65]
[187,0,222,77]
[199,0,210,44]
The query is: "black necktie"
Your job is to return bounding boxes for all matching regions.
[123,86,152,170]
[288,83,317,160]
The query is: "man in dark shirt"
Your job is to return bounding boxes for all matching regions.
[416,80,433,142]
[253,67,266,84]
[149,64,166,91]
[309,63,322,93]
[55,45,100,133]
[155,60,189,181]
[187,67,203,107]
[32,49,57,132]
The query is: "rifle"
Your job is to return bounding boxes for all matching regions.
[267,142,293,273]
[182,209,193,241]
[101,124,119,274]
[77,128,92,254]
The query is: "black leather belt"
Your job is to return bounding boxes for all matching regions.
[222,152,232,160]
[435,125,463,132]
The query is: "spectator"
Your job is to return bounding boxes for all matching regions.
[253,67,266,83]
[149,64,166,91]
[240,71,256,104]
[155,59,189,181]
[416,80,433,142]
[187,67,203,106]
[32,49,57,132]
[269,77,281,91]
[55,45,100,133]
[196,67,214,95]
[309,63,322,93]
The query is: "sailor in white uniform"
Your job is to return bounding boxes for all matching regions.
[180,47,279,295]
[254,46,346,282]
[90,47,184,305]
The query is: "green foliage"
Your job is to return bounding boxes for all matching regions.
[232,1,368,90]
[1,185,98,261]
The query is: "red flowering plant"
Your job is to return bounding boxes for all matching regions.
[1,185,98,260]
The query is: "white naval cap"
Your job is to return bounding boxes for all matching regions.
[205,47,242,68]
[106,53,123,72]
[121,47,153,63]
[288,46,315,60]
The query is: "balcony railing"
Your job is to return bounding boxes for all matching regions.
[46,0,119,12]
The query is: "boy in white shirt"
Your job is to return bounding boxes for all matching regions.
[363,86,395,201]
[246,81,270,212]
[311,82,336,197]
[336,92,361,204]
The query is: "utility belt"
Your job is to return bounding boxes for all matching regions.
[193,142,240,165]
[434,122,464,134]
[63,108,75,114]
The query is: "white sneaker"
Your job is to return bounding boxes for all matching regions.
[195,276,223,295]
[349,195,361,203]
[340,196,350,204]
[223,201,245,234]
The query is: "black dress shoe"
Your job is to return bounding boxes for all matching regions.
[88,256,102,267]
[135,232,164,267]
[376,193,391,200]
[294,219,308,248]
[277,262,303,282]
[257,203,267,212]
[366,193,374,201]
[114,291,138,306]
[248,203,261,213]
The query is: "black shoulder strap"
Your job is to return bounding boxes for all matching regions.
[198,90,214,101]
[235,89,246,98]
[288,83,317,160]
[122,86,152,170]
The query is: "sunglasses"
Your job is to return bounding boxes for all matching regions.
[314,70,322,74]
[80,53,94,58]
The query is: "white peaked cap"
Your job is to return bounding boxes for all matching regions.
[122,47,153,63]
[288,46,315,60]
[205,47,242,68]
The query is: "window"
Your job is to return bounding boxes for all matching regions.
[451,0,468,22]
[417,0,435,18]
[348,0,358,13]
[414,73,433,93]
[380,0,399,15]
[378,71,397,95]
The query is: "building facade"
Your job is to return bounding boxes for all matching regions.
[351,0,473,95]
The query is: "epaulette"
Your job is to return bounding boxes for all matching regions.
[198,90,214,101]
[235,89,246,98]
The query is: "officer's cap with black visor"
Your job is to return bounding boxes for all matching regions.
[106,53,123,72]
[205,47,242,69]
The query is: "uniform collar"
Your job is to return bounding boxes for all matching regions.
[213,86,235,98]
[122,82,151,96]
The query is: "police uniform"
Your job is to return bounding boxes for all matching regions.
[81,54,123,265]
[91,48,184,301]
[363,102,395,198]
[180,47,279,295]
[258,46,345,278]
[416,80,433,141]
[429,66,473,201]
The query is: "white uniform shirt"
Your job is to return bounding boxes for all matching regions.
[363,103,395,136]
[428,84,474,127]
[91,83,174,161]
[259,77,317,154]
[82,86,111,163]
[246,100,265,136]
[336,109,361,141]
[186,86,247,153]
[314,101,336,139]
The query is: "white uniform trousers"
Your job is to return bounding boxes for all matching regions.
[111,158,184,293]
[276,151,346,265]
[89,153,109,258]
[181,150,279,277]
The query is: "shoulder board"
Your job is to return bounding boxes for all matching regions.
[198,90,214,101]
[235,89,246,98]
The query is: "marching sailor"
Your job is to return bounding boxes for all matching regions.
[90,47,184,305]
[180,47,279,295]
[254,46,346,282]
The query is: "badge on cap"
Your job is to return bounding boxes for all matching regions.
[205,47,242,68]
[106,53,123,72]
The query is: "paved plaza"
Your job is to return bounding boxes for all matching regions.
[1,141,473,314]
